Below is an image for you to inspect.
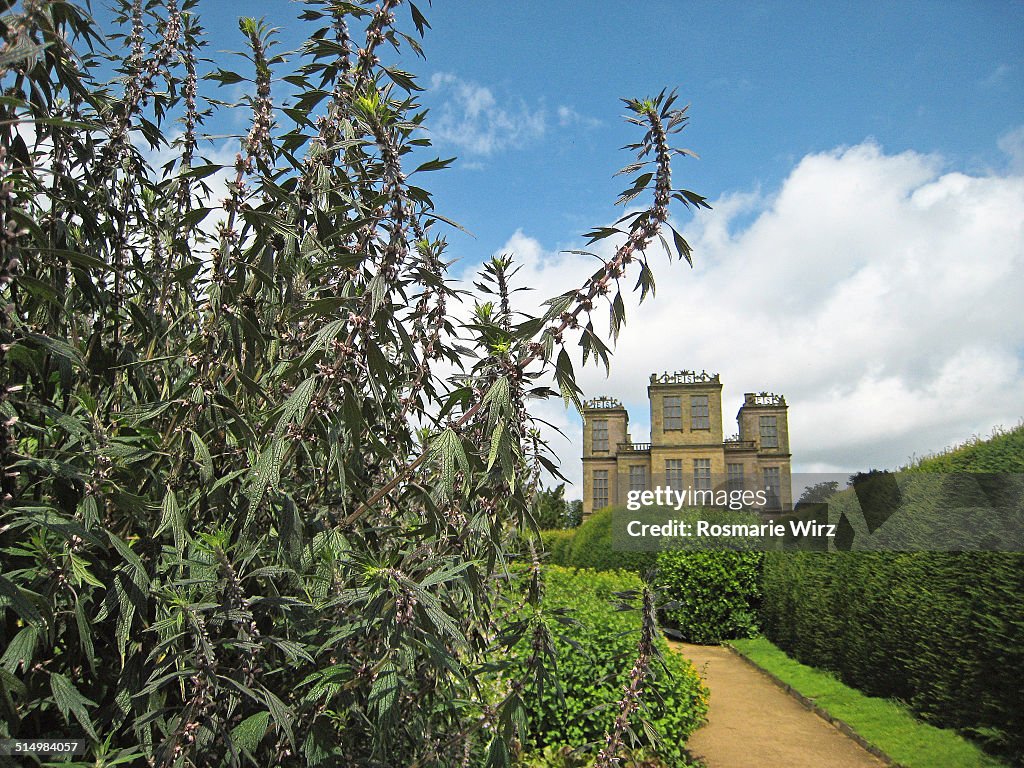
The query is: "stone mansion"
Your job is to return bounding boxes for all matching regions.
[581,370,793,515]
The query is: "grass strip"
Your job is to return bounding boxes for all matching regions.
[728,637,1006,768]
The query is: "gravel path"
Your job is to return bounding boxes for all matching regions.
[671,642,887,768]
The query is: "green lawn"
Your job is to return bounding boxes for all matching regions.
[728,638,1007,768]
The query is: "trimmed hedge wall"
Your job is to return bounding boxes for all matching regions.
[908,424,1024,474]
[509,567,708,764]
[762,551,1024,761]
[763,426,1024,763]
[538,507,766,644]
[538,529,576,567]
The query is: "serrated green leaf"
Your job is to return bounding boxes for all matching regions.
[107,532,149,588]
[554,349,584,416]
[368,661,398,718]
[635,259,656,302]
[0,626,39,673]
[0,666,27,699]
[157,485,188,550]
[23,332,86,369]
[486,421,505,472]
[247,438,285,513]
[191,431,214,482]
[107,577,129,669]
[0,576,43,626]
[50,672,98,740]
[669,224,694,267]
[429,427,469,495]
[231,710,270,753]
[277,377,316,434]
[69,552,104,588]
[261,686,295,747]
[609,291,626,341]
[74,599,95,671]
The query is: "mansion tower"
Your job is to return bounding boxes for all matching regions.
[581,370,792,515]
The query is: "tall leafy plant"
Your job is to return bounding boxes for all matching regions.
[0,1,708,764]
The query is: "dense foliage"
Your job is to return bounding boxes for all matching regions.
[561,507,659,575]
[761,427,1024,763]
[506,567,708,766]
[0,1,710,765]
[656,545,763,644]
[532,484,581,531]
[539,507,764,644]
[762,551,1024,761]
[538,529,576,566]
[905,423,1024,474]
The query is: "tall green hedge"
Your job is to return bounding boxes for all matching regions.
[564,507,659,575]
[762,551,1024,760]
[762,425,1024,762]
[538,529,576,567]
[907,424,1024,473]
[539,507,767,644]
[508,567,708,764]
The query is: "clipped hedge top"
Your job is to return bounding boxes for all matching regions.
[505,565,709,763]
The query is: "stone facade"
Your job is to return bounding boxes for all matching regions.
[581,370,792,515]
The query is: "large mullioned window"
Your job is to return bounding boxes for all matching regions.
[592,419,609,451]
[693,459,712,492]
[691,395,710,429]
[727,463,744,493]
[593,470,609,509]
[663,396,682,430]
[764,466,781,509]
[629,465,648,493]
[759,415,778,449]
[665,459,683,489]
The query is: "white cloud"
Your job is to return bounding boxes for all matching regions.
[998,125,1024,173]
[556,105,600,129]
[981,63,1012,89]
[428,72,546,156]
[463,140,1024,494]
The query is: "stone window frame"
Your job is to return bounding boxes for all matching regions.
[693,458,712,491]
[592,419,609,452]
[727,463,745,493]
[629,465,648,493]
[759,415,778,449]
[691,395,710,430]
[593,470,609,509]
[763,466,781,509]
[663,396,682,430]
[665,458,684,490]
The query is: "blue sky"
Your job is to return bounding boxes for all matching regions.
[108,1,1024,491]
[410,1,1024,252]
[186,1,1024,253]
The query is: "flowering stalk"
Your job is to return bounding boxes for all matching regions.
[171,10,202,224]
[298,0,402,198]
[107,0,182,349]
[128,0,145,70]
[102,0,183,168]
[241,18,273,161]
[344,93,702,527]
[595,585,658,767]
[0,146,24,509]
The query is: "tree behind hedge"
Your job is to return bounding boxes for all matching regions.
[0,1,709,765]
